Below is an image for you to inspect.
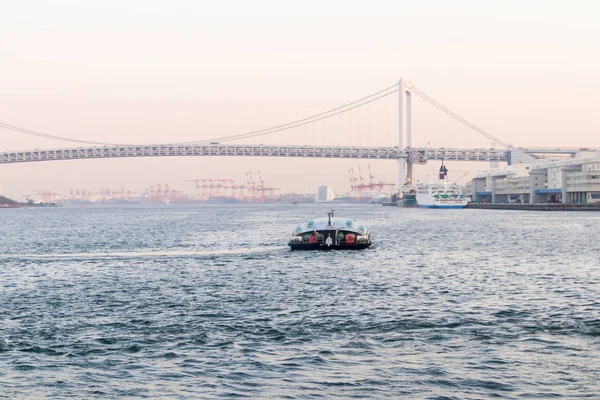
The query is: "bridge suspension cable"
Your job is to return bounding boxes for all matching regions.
[0,84,399,147]
[175,84,399,145]
[2,81,506,149]
[0,121,125,146]
[406,83,510,148]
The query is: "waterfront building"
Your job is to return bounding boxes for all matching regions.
[317,185,335,202]
[467,153,600,204]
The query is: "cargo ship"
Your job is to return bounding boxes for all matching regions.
[397,187,418,207]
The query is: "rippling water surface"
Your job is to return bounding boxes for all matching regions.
[1,204,599,398]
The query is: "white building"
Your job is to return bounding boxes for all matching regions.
[467,153,600,204]
[317,185,335,202]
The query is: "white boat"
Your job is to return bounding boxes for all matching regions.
[288,210,372,250]
[415,164,469,209]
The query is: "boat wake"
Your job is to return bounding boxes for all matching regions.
[0,246,287,260]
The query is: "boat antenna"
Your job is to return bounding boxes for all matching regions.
[439,159,448,180]
[327,209,335,227]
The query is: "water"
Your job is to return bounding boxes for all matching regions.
[1,204,599,399]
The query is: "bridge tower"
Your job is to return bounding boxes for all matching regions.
[396,79,414,186]
[397,78,405,188]
[405,89,413,184]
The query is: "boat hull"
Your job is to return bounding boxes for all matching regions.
[418,204,467,209]
[397,197,419,207]
[289,243,371,251]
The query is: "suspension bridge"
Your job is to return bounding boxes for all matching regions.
[0,79,591,186]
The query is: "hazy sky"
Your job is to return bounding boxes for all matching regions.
[1,0,599,198]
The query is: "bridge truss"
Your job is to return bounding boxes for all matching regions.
[0,144,405,165]
[406,147,507,163]
[0,143,515,165]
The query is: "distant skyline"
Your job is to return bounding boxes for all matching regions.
[1,0,599,198]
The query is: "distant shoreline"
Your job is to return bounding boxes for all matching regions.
[0,195,58,208]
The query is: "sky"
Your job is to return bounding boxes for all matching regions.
[1,0,599,198]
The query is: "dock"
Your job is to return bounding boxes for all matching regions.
[466,203,600,211]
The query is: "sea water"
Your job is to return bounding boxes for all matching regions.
[1,204,599,398]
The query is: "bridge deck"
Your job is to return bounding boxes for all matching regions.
[0,144,404,164]
[0,144,513,164]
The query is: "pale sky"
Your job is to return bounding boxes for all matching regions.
[1,0,599,198]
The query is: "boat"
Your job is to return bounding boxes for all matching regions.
[415,162,469,209]
[396,186,418,207]
[288,210,372,250]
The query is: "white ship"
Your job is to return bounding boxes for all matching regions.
[415,163,469,209]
